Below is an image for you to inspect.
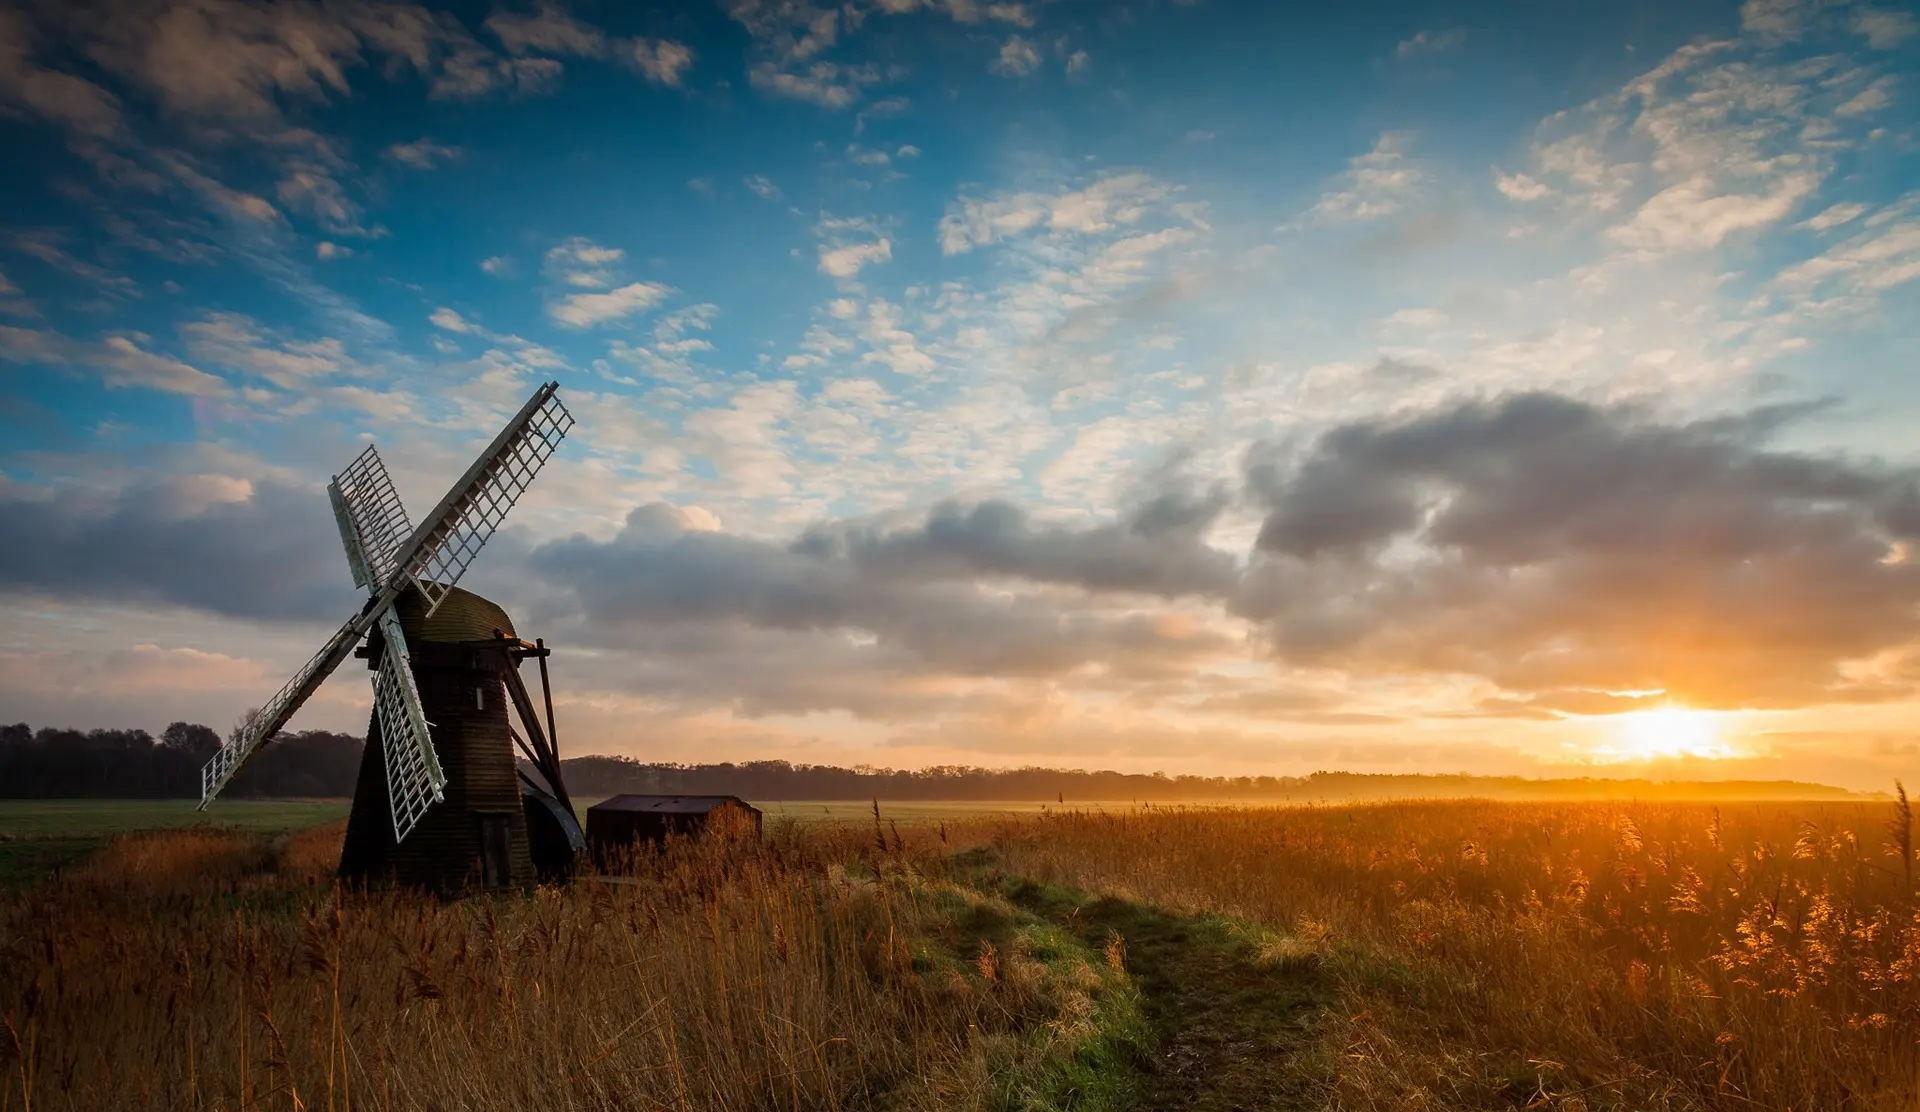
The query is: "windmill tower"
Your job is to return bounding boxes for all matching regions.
[200,381,581,891]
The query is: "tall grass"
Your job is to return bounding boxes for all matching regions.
[0,822,1124,1112]
[980,799,1920,1110]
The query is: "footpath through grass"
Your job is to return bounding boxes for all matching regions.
[950,848,1334,1111]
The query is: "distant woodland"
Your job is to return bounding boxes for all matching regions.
[0,723,363,799]
[0,721,1880,802]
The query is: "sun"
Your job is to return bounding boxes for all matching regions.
[1592,706,1739,762]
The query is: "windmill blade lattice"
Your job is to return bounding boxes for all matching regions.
[330,446,414,591]
[200,613,371,805]
[402,385,573,617]
[373,606,444,841]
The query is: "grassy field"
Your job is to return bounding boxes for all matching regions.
[0,798,1115,886]
[3,796,1916,1110]
[0,798,349,887]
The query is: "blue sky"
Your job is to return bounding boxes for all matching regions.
[2,0,1918,786]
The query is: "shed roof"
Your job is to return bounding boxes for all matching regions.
[588,794,758,815]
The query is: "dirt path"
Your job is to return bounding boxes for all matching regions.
[994,875,1331,1111]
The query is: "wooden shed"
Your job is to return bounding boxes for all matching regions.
[586,795,762,861]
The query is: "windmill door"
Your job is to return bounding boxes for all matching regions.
[477,813,513,886]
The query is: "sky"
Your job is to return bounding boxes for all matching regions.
[2,0,1918,789]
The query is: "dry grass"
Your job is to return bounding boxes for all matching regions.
[976,798,1920,1110]
[8,799,1916,1111]
[0,820,1129,1112]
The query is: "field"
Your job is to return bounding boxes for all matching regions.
[0,799,349,888]
[2,797,1916,1110]
[0,799,1134,887]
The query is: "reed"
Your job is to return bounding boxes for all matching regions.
[978,798,1920,1110]
[0,821,1117,1111]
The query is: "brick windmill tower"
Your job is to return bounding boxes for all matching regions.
[199,382,581,890]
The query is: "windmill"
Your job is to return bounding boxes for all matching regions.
[199,381,582,889]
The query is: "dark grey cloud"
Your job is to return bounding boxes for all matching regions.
[797,483,1234,599]
[0,476,350,620]
[1237,392,1920,707]
[532,501,1231,684]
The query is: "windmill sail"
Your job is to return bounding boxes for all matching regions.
[198,381,573,831]
[330,446,414,591]
[397,382,573,617]
[329,446,445,839]
[373,606,444,840]
[199,610,374,805]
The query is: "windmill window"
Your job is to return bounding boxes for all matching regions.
[474,686,485,710]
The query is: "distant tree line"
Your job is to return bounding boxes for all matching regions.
[0,722,1876,802]
[0,723,363,798]
[559,754,1875,803]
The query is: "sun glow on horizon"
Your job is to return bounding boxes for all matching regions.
[1589,706,1741,763]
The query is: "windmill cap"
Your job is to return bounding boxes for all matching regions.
[394,584,516,643]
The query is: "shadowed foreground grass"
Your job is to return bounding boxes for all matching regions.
[0,821,1142,1112]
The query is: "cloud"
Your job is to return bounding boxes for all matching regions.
[1493,170,1549,202]
[991,35,1040,77]
[537,235,669,326]
[1767,206,1920,308]
[274,164,378,235]
[730,0,1028,108]
[1834,74,1897,117]
[748,60,879,109]
[607,302,719,381]
[549,281,672,327]
[1385,307,1449,328]
[0,474,349,620]
[1610,172,1820,252]
[1238,392,1920,709]
[544,236,625,288]
[1394,28,1465,59]
[628,38,693,86]
[1303,132,1425,224]
[1801,202,1868,232]
[801,480,1235,598]
[429,306,477,333]
[1507,28,1898,255]
[818,238,892,278]
[939,172,1174,253]
[383,137,463,169]
[0,325,226,396]
[1853,7,1919,48]
[480,254,511,276]
[486,4,606,57]
[743,174,782,200]
[0,7,125,137]
[180,311,353,387]
[314,241,351,260]
[852,298,931,374]
[80,0,556,123]
[531,498,1232,683]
